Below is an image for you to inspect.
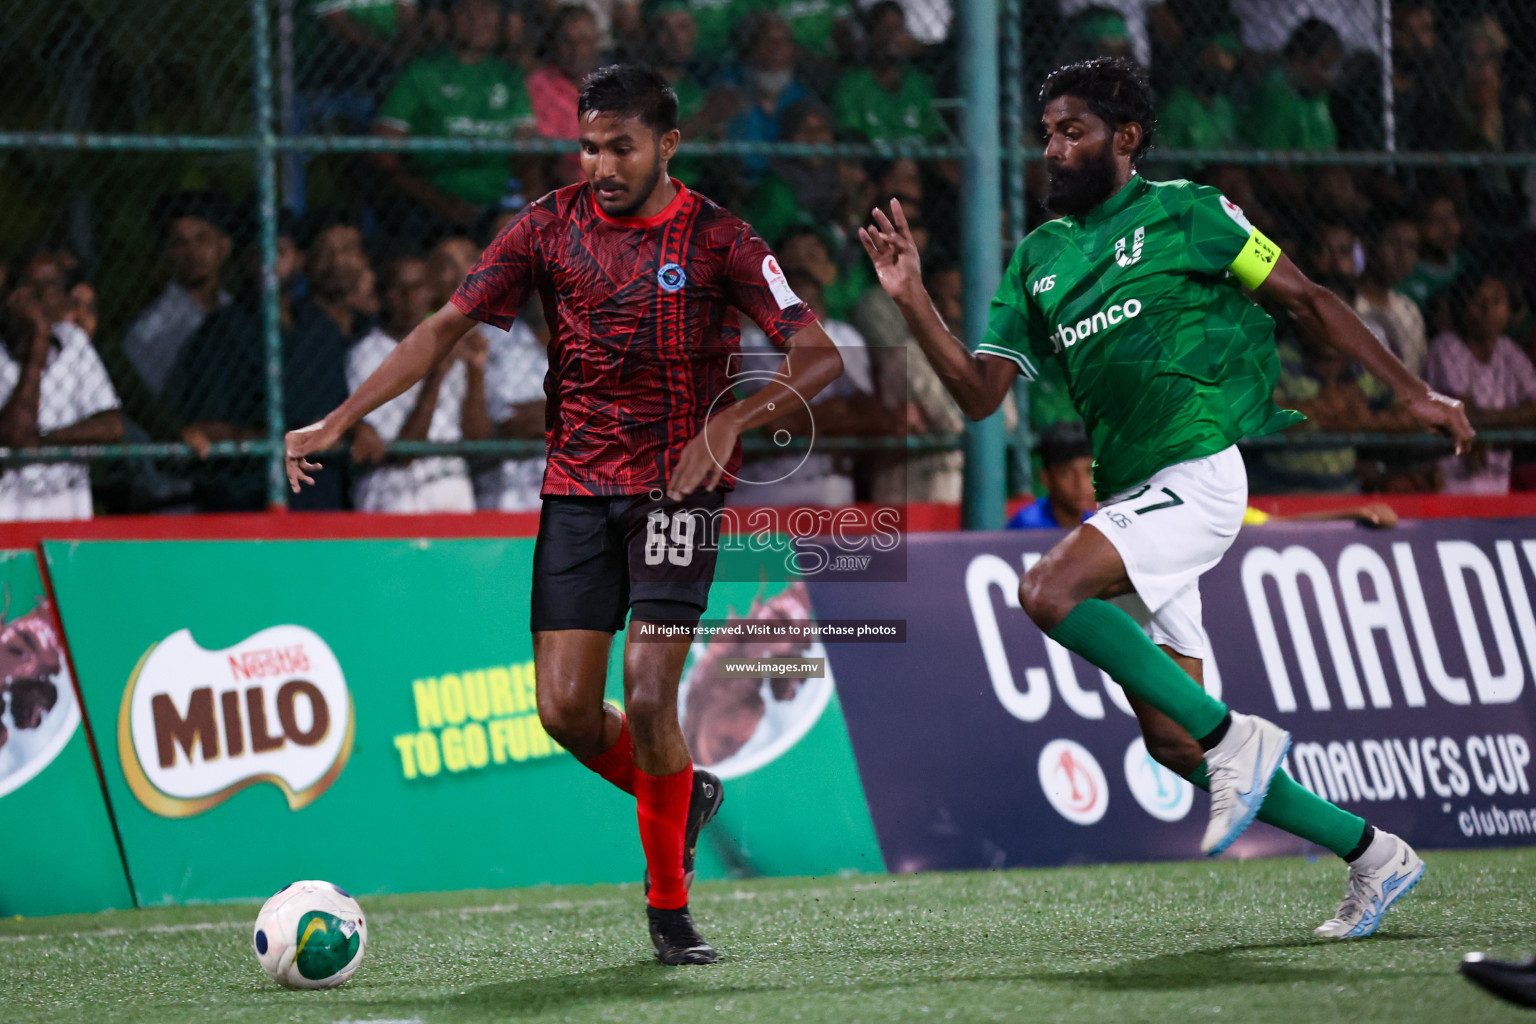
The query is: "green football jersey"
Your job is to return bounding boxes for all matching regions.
[978,175,1303,499]
[376,52,533,206]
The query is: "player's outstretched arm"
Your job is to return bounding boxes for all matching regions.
[666,323,844,501]
[1257,253,1475,455]
[859,199,1016,420]
[284,302,478,492]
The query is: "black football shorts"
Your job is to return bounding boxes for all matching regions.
[529,489,725,633]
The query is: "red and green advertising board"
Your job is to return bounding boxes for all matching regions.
[44,539,883,906]
[0,547,133,916]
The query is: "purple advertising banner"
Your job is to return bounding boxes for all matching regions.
[808,519,1536,872]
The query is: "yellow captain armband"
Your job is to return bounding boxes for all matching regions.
[1230,229,1282,290]
[1242,506,1271,526]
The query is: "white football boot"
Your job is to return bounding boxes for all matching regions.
[1200,712,1291,855]
[1314,829,1426,938]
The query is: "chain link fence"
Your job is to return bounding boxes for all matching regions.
[0,0,1531,518]
[1014,0,1536,500]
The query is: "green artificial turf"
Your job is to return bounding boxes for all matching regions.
[3,849,1534,1024]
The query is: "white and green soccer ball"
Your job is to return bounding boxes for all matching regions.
[252,880,368,989]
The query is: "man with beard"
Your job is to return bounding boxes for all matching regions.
[860,57,1473,939]
[285,64,843,964]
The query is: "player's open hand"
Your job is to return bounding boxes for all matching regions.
[668,413,741,501]
[859,199,924,303]
[285,419,343,493]
[1405,389,1475,456]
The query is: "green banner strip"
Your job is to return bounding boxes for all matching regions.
[44,539,882,906]
[0,549,134,917]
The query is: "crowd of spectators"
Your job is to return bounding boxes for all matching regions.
[1,0,1535,518]
[1036,0,1536,499]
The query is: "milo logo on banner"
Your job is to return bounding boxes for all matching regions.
[118,625,354,817]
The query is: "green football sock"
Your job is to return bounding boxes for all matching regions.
[1048,599,1229,739]
[1185,764,1368,859]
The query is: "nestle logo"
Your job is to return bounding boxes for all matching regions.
[229,644,311,681]
[120,625,353,818]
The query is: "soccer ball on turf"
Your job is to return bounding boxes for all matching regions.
[252,879,368,989]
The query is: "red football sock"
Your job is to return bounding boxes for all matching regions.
[636,764,693,910]
[578,714,636,795]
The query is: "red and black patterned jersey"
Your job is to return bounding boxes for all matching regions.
[451,180,820,496]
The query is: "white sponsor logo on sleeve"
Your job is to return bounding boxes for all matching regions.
[1219,195,1254,233]
[762,255,801,310]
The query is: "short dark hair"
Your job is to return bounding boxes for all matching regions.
[1416,191,1459,218]
[543,3,596,53]
[1037,420,1094,468]
[783,268,822,299]
[295,207,360,251]
[1283,17,1342,62]
[775,224,830,253]
[1038,57,1155,162]
[380,250,426,288]
[1450,269,1513,335]
[1361,208,1416,245]
[577,64,679,134]
[923,256,961,284]
[862,0,905,30]
[777,97,830,141]
[154,190,232,238]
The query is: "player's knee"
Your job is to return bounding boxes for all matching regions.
[535,693,604,753]
[1019,564,1074,632]
[622,684,675,737]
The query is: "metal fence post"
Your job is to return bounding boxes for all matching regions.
[960,0,1005,530]
[1001,0,1032,499]
[1002,0,1026,247]
[1381,0,1396,153]
[251,0,288,509]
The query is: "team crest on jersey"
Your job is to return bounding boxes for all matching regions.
[1114,226,1145,268]
[657,262,687,292]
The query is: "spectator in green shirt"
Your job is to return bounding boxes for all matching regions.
[297,0,430,100]
[1238,17,1342,213]
[648,0,851,69]
[1157,34,1241,154]
[709,12,813,182]
[1062,6,1135,66]
[652,0,740,69]
[642,2,714,187]
[775,0,851,60]
[832,1,944,144]
[313,0,423,77]
[776,225,870,325]
[1241,18,1342,151]
[741,99,841,247]
[372,0,534,240]
[1401,192,1469,334]
[644,2,709,124]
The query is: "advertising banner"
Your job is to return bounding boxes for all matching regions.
[809,520,1536,872]
[45,539,880,905]
[0,548,132,917]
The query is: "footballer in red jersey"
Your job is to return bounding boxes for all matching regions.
[285,64,844,965]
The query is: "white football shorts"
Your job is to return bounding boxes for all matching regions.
[1085,445,1248,660]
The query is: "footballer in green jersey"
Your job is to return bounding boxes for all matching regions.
[861,57,1474,939]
